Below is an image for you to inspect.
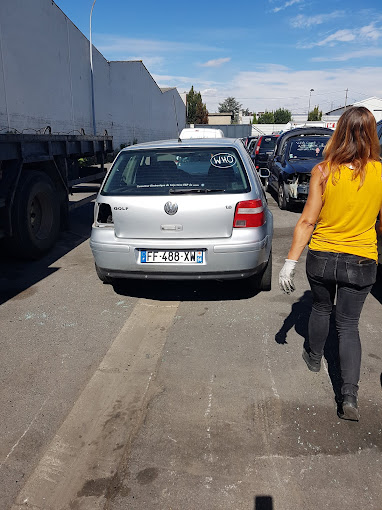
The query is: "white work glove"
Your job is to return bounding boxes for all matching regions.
[279,259,298,294]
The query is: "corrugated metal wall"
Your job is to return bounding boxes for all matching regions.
[0,0,186,149]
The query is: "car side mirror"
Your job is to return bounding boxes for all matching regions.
[259,168,270,178]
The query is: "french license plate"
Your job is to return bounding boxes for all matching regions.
[140,250,204,264]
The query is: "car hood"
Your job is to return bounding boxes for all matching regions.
[283,159,320,174]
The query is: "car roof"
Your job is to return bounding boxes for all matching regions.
[120,138,244,151]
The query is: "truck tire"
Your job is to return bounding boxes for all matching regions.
[10,171,60,259]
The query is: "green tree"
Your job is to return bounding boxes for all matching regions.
[196,101,208,124]
[242,107,252,116]
[252,113,258,124]
[186,86,209,124]
[274,108,292,123]
[218,97,242,124]
[257,111,275,124]
[308,106,323,121]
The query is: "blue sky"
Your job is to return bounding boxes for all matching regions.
[54,0,382,116]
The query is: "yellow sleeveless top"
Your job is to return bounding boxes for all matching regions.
[309,161,382,261]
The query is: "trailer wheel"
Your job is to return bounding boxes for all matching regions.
[10,171,60,259]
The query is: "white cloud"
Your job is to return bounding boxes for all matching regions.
[200,57,231,68]
[290,11,344,28]
[273,0,303,13]
[165,65,382,115]
[359,23,382,41]
[300,23,382,48]
[312,47,382,62]
[94,34,219,58]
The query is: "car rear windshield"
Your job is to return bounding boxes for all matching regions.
[259,137,277,151]
[101,148,250,196]
[287,137,329,159]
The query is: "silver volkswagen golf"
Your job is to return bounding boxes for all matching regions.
[90,138,273,290]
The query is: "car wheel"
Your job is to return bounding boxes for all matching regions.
[249,251,272,292]
[278,182,288,210]
[95,264,114,284]
[257,250,272,291]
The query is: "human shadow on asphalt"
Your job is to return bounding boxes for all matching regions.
[275,290,342,401]
[112,278,261,302]
[0,203,94,306]
[254,496,273,509]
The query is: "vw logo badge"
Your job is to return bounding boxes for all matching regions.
[164,201,178,215]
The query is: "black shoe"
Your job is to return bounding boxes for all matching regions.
[338,394,359,421]
[302,348,322,372]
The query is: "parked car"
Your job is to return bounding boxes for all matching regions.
[90,138,273,290]
[247,137,259,154]
[266,127,333,210]
[251,135,279,170]
[243,136,259,153]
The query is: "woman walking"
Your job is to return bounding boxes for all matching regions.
[279,106,382,421]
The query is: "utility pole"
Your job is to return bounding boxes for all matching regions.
[344,88,349,110]
[308,88,314,120]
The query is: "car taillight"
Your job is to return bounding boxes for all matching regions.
[255,137,262,154]
[96,203,114,225]
[233,200,265,228]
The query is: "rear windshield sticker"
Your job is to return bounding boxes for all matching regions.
[210,153,236,168]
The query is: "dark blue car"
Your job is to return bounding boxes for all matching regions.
[266,127,333,210]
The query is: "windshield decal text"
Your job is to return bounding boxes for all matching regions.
[210,153,236,168]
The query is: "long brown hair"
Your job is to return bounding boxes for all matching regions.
[318,106,380,187]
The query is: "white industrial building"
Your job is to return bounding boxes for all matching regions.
[0,0,186,150]
[324,97,382,123]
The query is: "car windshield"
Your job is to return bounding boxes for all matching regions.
[287,137,329,159]
[101,147,250,196]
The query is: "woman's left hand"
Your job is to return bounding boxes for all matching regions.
[279,259,298,294]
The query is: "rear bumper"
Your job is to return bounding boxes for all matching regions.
[90,227,272,280]
[95,266,266,281]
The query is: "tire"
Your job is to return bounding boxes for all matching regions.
[278,182,288,210]
[95,264,113,284]
[9,171,60,259]
[257,250,272,291]
[248,251,272,292]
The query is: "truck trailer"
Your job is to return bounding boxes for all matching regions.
[0,132,112,259]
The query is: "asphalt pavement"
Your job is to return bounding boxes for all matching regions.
[0,193,381,510]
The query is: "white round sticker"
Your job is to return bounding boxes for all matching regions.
[210,153,236,168]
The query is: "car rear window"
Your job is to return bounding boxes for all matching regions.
[101,148,250,196]
[259,137,277,150]
[287,137,329,159]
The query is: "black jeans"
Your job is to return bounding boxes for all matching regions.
[306,249,377,397]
